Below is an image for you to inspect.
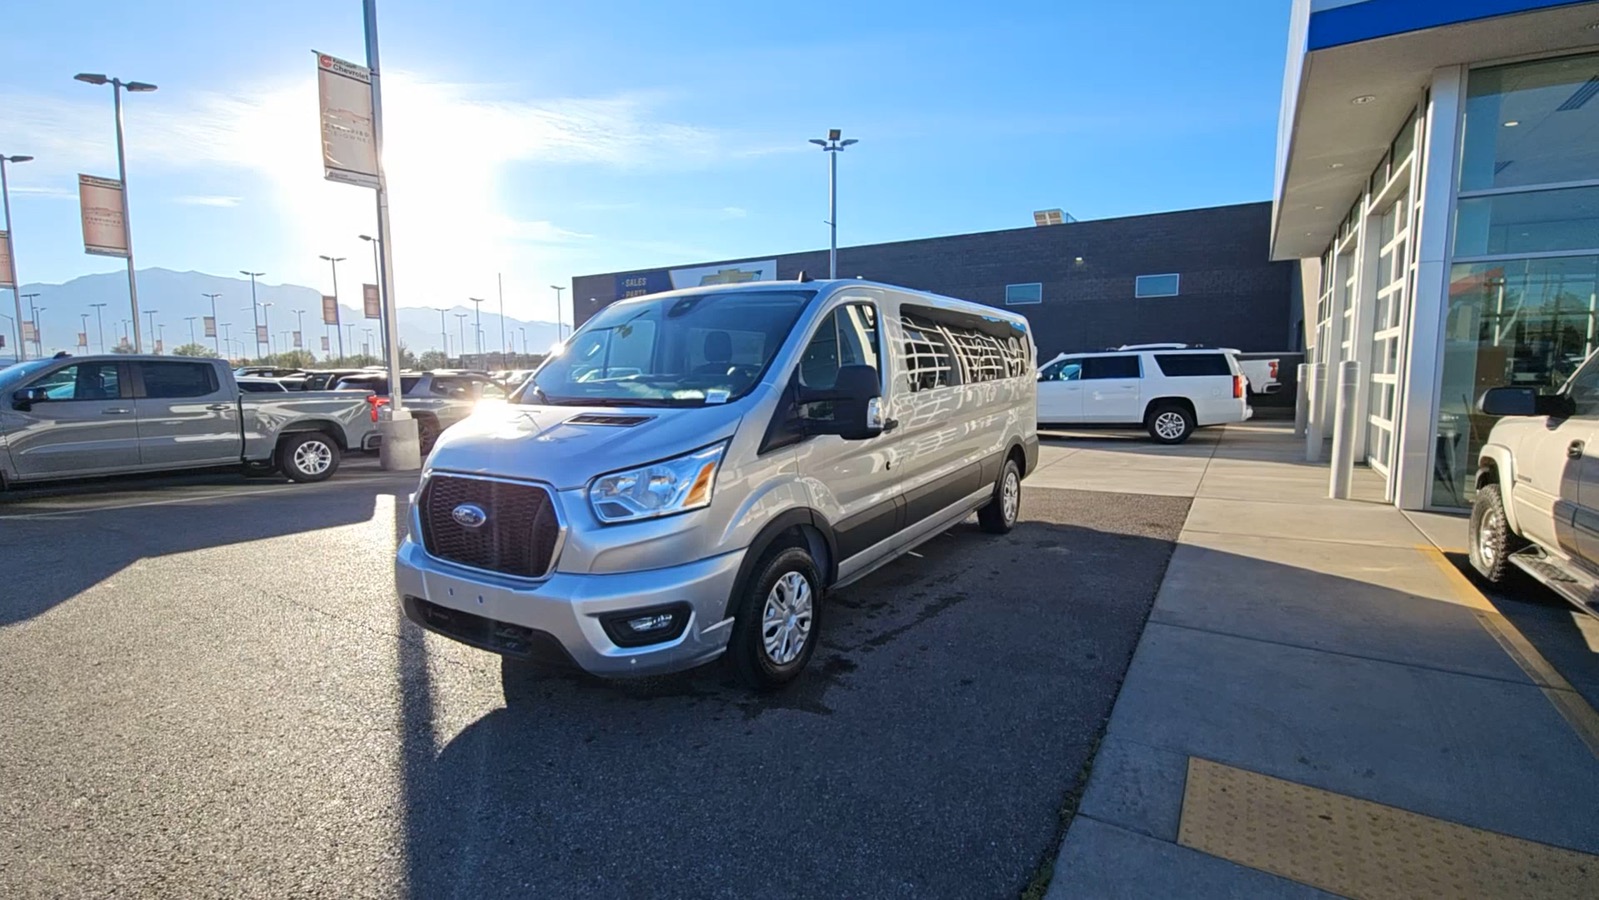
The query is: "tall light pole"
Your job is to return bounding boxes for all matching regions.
[75,74,156,352]
[293,308,306,358]
[89,303,107,354]
[1,153,33,361]
[79,313,90,350]
[240,271,264,356]
[435,308,449,358]
[344,323,356,355]
[142,309,158,353]
[185,316,198,346]
[455,312,469,358]
[221,323,232,359]
[359,234,389,364]
[120,319,131,346]
[518,326,527,357]
[320,254,346,360]
[468,297,485,356]
[808,129,858,279]
[364,327,374,357]
[203,292,222,355]
[26,297,43,357]
[497,273,507,356]
[261,302,273,359]
[550,285,566,340]
[156,322,165,353]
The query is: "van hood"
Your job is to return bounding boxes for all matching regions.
[423,401,747,490]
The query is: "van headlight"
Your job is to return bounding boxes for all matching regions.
[588,442,727,523]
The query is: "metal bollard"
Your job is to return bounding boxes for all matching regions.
[1304,362,1326,462]
[1293,362,1310,438]
[1328,360,1360,500]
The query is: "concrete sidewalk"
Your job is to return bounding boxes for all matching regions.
[1037,422,1599,899]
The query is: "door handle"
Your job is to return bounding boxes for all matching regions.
[207,403,232,411]
[1569,440,1585,460]
[102,407,132,415]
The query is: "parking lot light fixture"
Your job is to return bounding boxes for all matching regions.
[2,153,34,360]
[76,72,156,351]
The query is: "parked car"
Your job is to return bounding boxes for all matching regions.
[236,376,291,393]
[331,370,506,455]
[0,355,378,486]
[395,279,1039,689]
[1469,357,1599,619]
[1036,346,1250,443]
[301,368,368,391]
[234,366,308,380]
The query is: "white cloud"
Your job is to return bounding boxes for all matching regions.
[0,73,765,321]
[173,194,241,208]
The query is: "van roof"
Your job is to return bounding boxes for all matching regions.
[602,278,1031,329]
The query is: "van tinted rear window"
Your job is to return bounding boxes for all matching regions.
[1154,353,1231,377]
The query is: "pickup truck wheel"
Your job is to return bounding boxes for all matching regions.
[1469,483,1523,583]
[1146,403,1195,445]
[280,432,340,483]
[728,545,822,691]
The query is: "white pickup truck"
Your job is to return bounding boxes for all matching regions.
[1469,358,1599,619]
[0,355,377,488]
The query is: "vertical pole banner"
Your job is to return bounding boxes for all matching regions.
[78,175,130,257]
[363,283,380,319]
[317,52,380,188]
[0,230,14,288]
[322,335,330,352]
[256,324,268,344]
[322,294,339,325]
[203,316,216,338]
[293,330,303,348]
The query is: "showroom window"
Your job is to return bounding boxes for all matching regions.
[1434,50,1599,508]
[1005,283,1043,305]
[1134,274,1180,298]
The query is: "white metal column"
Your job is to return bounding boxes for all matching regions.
[1395,67,1465,510]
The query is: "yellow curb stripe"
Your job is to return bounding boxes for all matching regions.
[1417,545,1599,761]
[1178,757,1599,899]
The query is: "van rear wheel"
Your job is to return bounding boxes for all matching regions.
[978,458,1022,534]
[728,544,822,690]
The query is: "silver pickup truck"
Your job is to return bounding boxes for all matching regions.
[0,355,377,488]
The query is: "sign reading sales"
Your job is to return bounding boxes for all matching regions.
[316,52,379,189]
[78,175,129,257]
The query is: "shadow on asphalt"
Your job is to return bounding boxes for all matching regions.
[389,488,1191,899]
[0,467,393,626]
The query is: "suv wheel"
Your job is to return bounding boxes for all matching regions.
[978,458,1022,534]
[279,432,340,483]
[1469,483,1522,583]
[729,544,821,690]
[1146,403,1195,445]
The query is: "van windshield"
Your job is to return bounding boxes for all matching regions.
[522,289,815,407]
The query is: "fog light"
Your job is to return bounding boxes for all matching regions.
[600,603,692,648]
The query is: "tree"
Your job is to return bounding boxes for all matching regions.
[397,342,418,369]
[417,350,448,371]
[172,343,214,357]
[110,342,135,354]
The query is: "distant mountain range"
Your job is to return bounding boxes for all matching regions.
[5,268,562,359]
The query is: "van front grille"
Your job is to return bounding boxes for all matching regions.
[419,474,560,578]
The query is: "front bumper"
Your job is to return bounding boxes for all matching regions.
[395,537,745,677]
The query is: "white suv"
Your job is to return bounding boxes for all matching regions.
[1036,344,1251,443]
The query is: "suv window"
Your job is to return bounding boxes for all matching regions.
[142,361,219,398]
[799,303,880,390]
[30,362,121,401]
[1039,358,1082,382]
[1082,355,1140,379]
[1154,353,1231,377]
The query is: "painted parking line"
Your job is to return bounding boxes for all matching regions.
[1178,757,1599,899]
[1417,545,1599,760]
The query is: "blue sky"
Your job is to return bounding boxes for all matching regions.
[2,0,1291,324]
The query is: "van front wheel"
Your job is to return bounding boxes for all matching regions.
[978,458,1021,534]
[729,545,822,690]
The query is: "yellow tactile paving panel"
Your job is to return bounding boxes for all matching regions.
[1177,757,1599,899]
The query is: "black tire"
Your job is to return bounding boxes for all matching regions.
[1469,482,1523,583]
[278,432,340,483]
[978,458,1022,534]
[1146,403,1195,445]
[728,544,822,690]
[416,416,441,457]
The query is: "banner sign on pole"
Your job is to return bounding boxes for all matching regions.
[203,316,216,338]
[0,230,14,289]
[256,325,268,344]
[0,334,6,349]
[22,322,36,342]
[322,295,339,325]
[363,283,380,319]
[154,339,163,355]
[293,331,303,348]
[316,52,380,189]
[78,175,130,257]
[321,335,331,352]
[78,332,88,347]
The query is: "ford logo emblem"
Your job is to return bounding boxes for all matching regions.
[451,503,488,529]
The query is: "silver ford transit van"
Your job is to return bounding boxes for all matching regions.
[395,279,1038,688]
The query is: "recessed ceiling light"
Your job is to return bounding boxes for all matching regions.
[1314,205,1325,210]
[1329,163,1346,169]
[1351,95,1377,104]
[1504,120,1520,127]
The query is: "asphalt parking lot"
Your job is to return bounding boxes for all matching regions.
[0,457,1189,898]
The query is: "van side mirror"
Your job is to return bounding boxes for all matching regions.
[12,387,49,411]
[799,364,884,441]
[1478,386,1574,418]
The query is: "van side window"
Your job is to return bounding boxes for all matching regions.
[1082,355,1141,380]
[799,303,880,390]
[900,315,957,392]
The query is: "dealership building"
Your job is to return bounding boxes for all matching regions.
[1276,0,1599,509]
[572,202,1299,365]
